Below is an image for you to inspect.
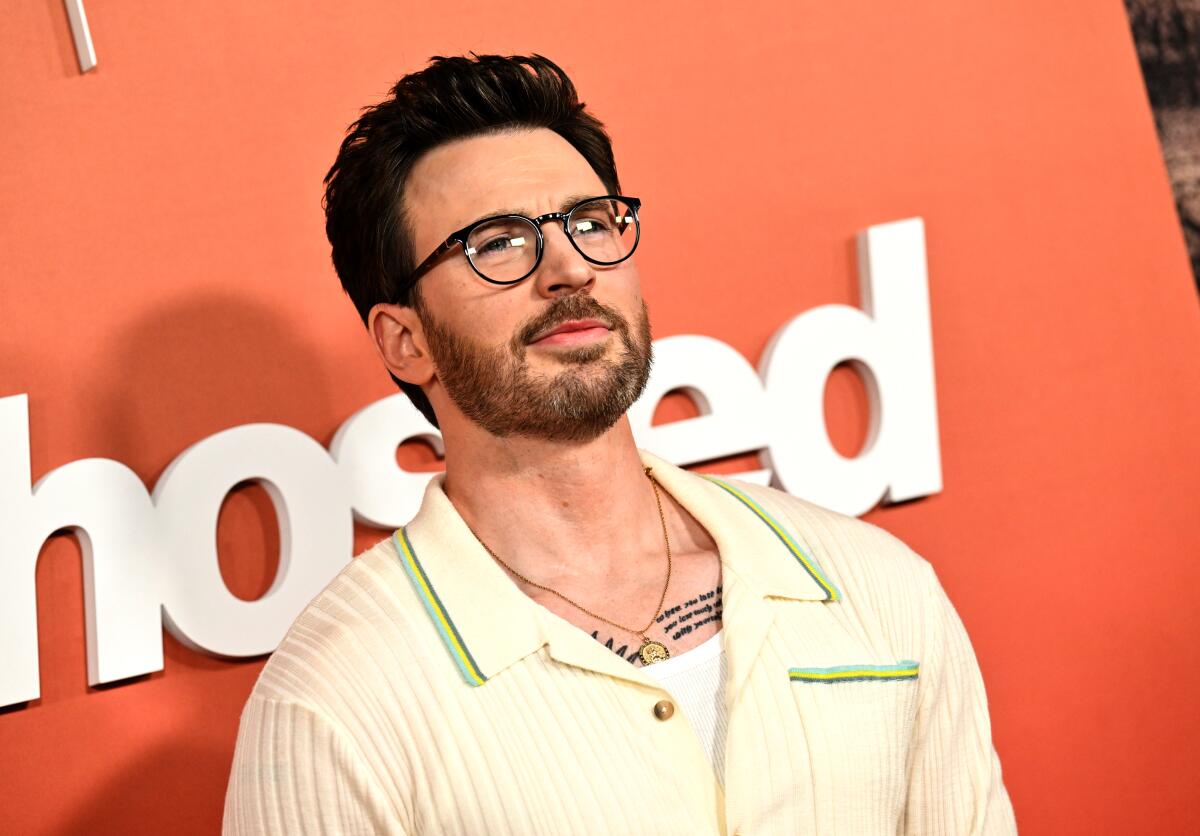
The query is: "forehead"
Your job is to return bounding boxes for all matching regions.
[404,128,608,254]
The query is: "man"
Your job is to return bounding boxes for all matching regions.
[224,54,1017,835]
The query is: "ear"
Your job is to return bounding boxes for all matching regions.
[367,302,435,386]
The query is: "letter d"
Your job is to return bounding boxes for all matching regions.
[761,217,942,516]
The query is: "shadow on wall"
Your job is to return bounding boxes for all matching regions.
[85,291,338,656]
[0,295,350,832]
[1125,0,1200,291]
[0,291,342,719]
[91,291,338,482]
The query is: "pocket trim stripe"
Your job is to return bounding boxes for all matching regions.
[788,660,919,683]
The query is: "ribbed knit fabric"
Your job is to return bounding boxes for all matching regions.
[223,451,1017,835]
[641,629,728,784]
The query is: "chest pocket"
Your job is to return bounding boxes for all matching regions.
[786,660,921,818]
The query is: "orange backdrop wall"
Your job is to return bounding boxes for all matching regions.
[3,1,1199,833]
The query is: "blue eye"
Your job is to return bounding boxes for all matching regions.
[469,232,530,262]
[480,237,513,254]
[572,218,612,237]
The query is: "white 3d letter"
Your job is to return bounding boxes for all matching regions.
[629,335,771,484]
[155,424,352,657]
[0,394,162,707]
[761,217,942,515]
[331,393,443,529]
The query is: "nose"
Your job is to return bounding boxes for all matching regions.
[532,222,597,297]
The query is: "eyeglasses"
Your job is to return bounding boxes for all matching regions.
[407,194,642,287]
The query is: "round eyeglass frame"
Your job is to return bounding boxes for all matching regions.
[406,194,642,288]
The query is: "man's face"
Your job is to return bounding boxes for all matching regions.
[402,128,653,442]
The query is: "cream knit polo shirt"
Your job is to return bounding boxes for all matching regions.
[223,451,1017,835]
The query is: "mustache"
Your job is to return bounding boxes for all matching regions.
[515,294,628,346]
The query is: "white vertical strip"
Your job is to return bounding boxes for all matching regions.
[63,0,97,73]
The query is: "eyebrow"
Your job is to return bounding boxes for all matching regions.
[464,193,602,227]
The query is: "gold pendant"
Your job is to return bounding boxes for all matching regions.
[639,639,670,665]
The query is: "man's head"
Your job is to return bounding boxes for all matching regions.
[323,54,652,440]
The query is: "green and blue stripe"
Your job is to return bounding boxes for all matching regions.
[789,660,919,683]
[393,528,488,687]
[704,476,842,602]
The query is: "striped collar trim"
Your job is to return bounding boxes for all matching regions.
[702,476,842,602]
[392,528,488,686]
[789,660,919,683]
[391,457,844,687]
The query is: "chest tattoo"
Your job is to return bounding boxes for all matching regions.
[589,585,723,665]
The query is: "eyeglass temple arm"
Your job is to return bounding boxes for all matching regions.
[407,237,461,285]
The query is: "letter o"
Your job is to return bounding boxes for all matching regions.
[154,424,352,657]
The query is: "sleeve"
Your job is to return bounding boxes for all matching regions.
[222,695,409,835]
[905,560,1018,835]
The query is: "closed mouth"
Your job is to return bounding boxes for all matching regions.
[529,318,612,344]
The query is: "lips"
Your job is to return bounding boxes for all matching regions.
[529,318,612,344]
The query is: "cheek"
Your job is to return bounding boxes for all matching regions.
[437,286,531,348]
[599,264,646,314]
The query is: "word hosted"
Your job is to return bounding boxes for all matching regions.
[0,217,940,708]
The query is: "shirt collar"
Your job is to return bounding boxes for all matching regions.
[398,450,840,687]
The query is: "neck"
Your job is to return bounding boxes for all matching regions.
[439,416,665,584]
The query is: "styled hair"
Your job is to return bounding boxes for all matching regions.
[322,54,622,427]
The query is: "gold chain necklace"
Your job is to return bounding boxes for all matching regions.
[472,465,673,666]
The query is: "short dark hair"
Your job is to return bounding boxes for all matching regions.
[322,54,622,427]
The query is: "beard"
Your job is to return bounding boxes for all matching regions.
[416,292,654,443]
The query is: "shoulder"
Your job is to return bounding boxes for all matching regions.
[228,535,431,811]
[712,476,938,612]
[244,534,433,713]
[720,474,926,561]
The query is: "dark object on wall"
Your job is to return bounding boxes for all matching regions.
[1125,0,1200,293]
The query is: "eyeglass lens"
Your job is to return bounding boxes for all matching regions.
[463,197,638,283]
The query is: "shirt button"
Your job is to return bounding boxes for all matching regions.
[653,699,675,721]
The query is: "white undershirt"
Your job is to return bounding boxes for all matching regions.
[640,629,728,784]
